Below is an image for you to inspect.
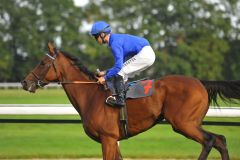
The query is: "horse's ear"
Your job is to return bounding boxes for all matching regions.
[47,42,56,55]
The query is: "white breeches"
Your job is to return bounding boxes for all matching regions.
[118,45,155,82]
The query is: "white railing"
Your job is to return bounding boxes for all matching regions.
[0,104,240,117]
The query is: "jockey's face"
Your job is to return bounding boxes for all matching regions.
[94,32,107,45]
[94,34,102,44]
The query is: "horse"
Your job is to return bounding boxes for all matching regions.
[21,42,240,160]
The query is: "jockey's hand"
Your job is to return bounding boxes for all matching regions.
[95,70,106,77]
[97,76,106,85]
[95,69,106,77]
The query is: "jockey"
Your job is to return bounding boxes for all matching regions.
[90,21,156,107]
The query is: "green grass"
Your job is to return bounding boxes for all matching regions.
[0,89,70,104]
[0,115,240,159]
[0,89,240,159]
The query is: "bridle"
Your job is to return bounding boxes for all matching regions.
[31,53,98,88]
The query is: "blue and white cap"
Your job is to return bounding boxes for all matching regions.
[90,21,111,36]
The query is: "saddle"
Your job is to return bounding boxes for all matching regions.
[125,79,154,99]
[106,78,155,99]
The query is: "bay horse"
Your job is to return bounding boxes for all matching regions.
[21,43,240,160]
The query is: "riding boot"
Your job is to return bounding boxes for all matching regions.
[106,75,125,107]
[105,77,117,104]
[115,75,126,107]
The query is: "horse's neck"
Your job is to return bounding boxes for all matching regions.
[59,61,97,116]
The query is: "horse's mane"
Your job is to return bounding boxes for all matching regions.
[60,51,96,80]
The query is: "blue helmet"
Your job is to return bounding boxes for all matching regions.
[90,21,111,36]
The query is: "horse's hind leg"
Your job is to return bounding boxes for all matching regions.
[206,132,229,160]
[170,118,230,160]
[172,122,216,160]
[171,119,229,160]
[198,128,217,160]
[165,101,217,159]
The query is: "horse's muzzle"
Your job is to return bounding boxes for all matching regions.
[21,80,28,90]
[21,80,37,93]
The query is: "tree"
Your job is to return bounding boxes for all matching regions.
[0,0,87,81]
[83,0,238,80]
[0,0,240,81]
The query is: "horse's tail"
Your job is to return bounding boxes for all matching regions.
[200,80,240,105]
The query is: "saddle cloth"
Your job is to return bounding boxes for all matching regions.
[125,79,154,99]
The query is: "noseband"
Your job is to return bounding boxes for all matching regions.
[31,53,58,87]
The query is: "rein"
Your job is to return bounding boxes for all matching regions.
[58,81,98,84]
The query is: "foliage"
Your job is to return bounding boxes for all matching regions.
[0,0,86,81]
[0,0,240,81]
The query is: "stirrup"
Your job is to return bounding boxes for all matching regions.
[105,96,116,106]
[105,96,124,108]
[106,95,116,102]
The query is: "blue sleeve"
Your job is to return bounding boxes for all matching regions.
[104,45,124,80]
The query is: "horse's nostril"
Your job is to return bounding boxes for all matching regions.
[21,80,27,87]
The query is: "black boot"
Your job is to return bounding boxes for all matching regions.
[115,75,126,107]
[106,75,125,107]
[105,77,117,105]
[106,77,117,96]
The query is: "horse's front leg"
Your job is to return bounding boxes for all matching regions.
[101,136,122,160]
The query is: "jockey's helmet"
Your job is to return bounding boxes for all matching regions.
[90,21,111,36]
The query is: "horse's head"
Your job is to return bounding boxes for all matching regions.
[21,42,61,93]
